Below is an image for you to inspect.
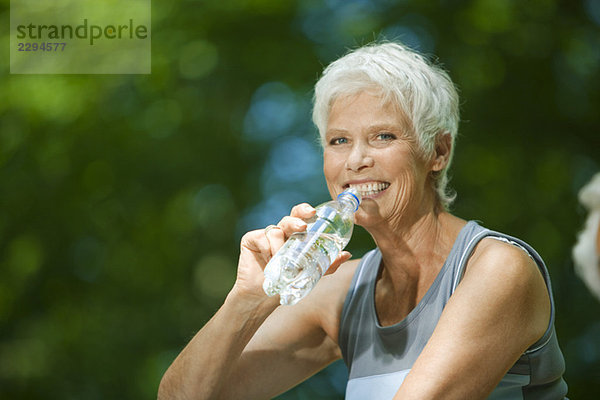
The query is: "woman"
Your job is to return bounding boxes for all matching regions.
[159,42,568,399]
[573,172,600,300]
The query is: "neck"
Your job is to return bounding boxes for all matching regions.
[368,209,465,288]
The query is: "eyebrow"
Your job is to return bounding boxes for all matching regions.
[325,128,348,137]
[326,124,404,137]
[367,124,402,133]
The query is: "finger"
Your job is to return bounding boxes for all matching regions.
[324,251,352,276]
[290,203,316,220]
[264,225,286,254]
[277,216,307,239]
[240,229,279,259]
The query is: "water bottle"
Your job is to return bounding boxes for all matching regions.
[263,188,361,305]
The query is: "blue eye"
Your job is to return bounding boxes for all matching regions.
[377,132,396,140]
[329,137,348,145]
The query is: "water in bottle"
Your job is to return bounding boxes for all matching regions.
[263,188,361,305]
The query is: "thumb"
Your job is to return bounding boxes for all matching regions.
[324,251,352,276]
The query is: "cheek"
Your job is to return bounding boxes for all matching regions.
[322,152,343,179]
[392,171,416,205]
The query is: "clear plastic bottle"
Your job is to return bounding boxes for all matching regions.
[263,188,361,305]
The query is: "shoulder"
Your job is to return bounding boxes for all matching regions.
[466,236,542,284]
[458,236,551,344]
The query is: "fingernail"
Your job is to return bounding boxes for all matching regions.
[304,204,316,213]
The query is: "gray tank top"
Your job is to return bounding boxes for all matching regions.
[339,221,568,399]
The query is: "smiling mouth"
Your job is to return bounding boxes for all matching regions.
[344,181,390,198]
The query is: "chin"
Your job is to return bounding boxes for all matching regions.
[354,206,384,228]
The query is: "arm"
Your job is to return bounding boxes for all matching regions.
[393,238,551,400]
[157,289,279,400]
[158,205,349,400]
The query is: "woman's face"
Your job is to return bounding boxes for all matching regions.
[323,91,434,229]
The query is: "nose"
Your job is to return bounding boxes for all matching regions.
[345,142,374,172]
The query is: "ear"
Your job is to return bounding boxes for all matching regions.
[431,132,452,172]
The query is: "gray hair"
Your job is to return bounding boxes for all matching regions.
[312,42,460,209]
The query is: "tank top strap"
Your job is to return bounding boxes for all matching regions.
[338,248,381,357]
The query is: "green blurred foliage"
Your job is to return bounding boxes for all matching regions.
[1,0,599,398]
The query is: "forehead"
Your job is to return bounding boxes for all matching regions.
[327,91,408,131]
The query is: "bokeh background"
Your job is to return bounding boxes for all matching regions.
[1,0,600,398]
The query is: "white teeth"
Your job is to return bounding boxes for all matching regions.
[348,182,390,197]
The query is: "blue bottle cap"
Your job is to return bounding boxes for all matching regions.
[337,188,361,211]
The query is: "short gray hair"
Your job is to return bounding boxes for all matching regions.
[312,41,460,209]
